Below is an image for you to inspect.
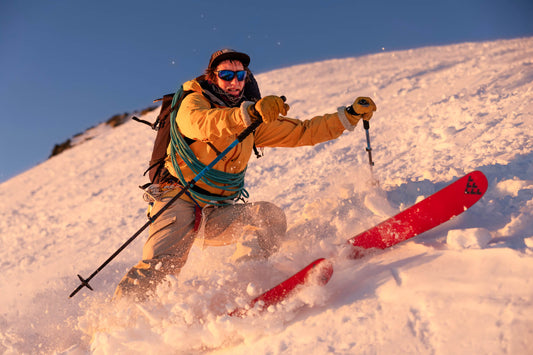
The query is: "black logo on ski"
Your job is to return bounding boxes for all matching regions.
[465,176,482,195]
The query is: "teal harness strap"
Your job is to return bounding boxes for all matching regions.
[169,87,249,205]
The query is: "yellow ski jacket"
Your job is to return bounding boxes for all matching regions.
[164,79,360,205]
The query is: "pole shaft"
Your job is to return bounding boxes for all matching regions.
[69,119,264,298]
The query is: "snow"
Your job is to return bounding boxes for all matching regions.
[1,37,532,354]
[446,228,492,249]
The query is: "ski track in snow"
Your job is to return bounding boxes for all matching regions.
[0,37,532,354]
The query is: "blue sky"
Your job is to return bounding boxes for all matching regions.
[1,0,532,183]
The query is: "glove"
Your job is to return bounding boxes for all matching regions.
[248,95,290,124]
[345,97,377,124]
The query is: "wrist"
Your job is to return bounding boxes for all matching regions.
[241,101,256,126]
[247,103,261,119]
[346,105,359,116]
[337,106,358,131]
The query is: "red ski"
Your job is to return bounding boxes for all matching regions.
[228,258,333,317]
[229,171,488,316]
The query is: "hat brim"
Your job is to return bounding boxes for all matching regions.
[210,51,250,69]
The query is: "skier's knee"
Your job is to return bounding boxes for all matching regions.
[255,201,287,236]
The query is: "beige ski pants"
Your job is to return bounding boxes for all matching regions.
[114,197,287,300]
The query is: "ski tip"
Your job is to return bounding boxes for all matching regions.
[466,170,488,193]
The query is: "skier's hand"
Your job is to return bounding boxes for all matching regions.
[346,97,377,123]
[248,96,290,124]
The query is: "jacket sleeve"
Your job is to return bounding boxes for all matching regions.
[253,107,358,147]
[176,92,252,141]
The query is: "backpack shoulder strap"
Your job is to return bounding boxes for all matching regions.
[144,89,194,183]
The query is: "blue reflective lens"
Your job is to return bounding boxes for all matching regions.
[217,70,246,81]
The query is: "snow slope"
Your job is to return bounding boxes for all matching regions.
[0,37,532,354]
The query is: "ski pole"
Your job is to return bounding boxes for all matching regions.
[69,97,285,298]
[354,96,378,186]
[363,119,378,185]
[363,119,374,167]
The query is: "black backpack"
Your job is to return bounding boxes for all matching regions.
[133,74,261,187]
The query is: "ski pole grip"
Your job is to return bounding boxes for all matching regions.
[357,98,369,106]
[357,98,370,129]
[352,99,371,129]
[238,96,286,142]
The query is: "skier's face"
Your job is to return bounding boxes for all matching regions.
[215,60,246,96]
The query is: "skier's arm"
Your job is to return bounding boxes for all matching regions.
[177,92,250,141]
[253,96,377,148]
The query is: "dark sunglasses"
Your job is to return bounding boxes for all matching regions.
[216,70,247,82]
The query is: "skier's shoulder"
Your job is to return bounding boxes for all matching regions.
[181,78,215,108]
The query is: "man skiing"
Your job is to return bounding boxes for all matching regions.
[114,48,376,300]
